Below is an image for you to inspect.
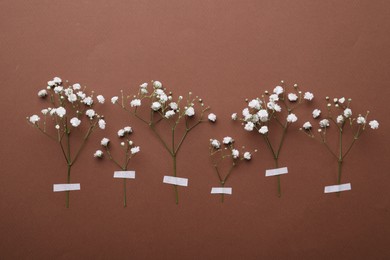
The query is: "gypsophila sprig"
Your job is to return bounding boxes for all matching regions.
[95,127,140,207]
[301,96,379,196]
[26,77,106,208]
[233,81,314,197]
[114,80,214,204]
[209,137,255,202]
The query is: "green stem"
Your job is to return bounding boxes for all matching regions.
[337,128,343,197]
[173,154,179,205]
[274,158,281,198]
[66,163,71,208]
[65,128,71,208]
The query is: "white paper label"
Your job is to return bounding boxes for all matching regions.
[265,167,288,177]
[113,171,136,179]
[211,187,232,194]
[163,176,188,187]
[53,183,81,192]
[324,183,352,193]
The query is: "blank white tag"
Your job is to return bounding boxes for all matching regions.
[211,187,232,194]
[113,171,136,179]
[324,183,351,193]
[265,167,288,177]
[53,183,81,192]
[163,176,188,187]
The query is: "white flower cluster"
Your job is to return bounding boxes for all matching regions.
[210,137,252,161]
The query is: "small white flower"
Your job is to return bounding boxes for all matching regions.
[153,81,162,88]
[303,121,312,130]
[169,102,178,110]
[312,109,321,118]
[244,122,255,131]
[141,88,148,94]
[337,115,344,124]
[67,93,77,103]
[210,139,221,149]
[111,96,119,104]
[243,152,251,160]
[50,108,57,116]
[231,113,238,120]
[287,113,298,123]
[70,117,81,127]
[151,101,162,111]
[77,91,86,99]
[232,149,240,159]
[208,113,217,122]
[165,110,176,118]
[267,102,281,112]
[273,86,284,95]
[55,124,60,130]
[97,95,105,104]
[130,99,141,107]
[155,89,165,95]
[242,108,250,117]
[223,136,234,144]
[357,116,366,125]
[83,97,93,106]
[185,107,195,117]
[338,97,345,104]
[304,92,314,101]
[41,109,49,115]
[131,146,140,154]
[288,93,298,102]
[248,99,261,110]
[257,109,268,122]
[48,80,55,87]
[344,108,352,118]
[94,150,103,158]
[85,109,95,119]
[101,138,110,146]
[369,120,379,129]
[129,141,133,145]
[140,82,148,88]
[98,119,106,129]
[56,107,66,118]
[333,98,338,103]
[72,83,81,90]
[53,77,62,84]
[118,129,125,137]
[120,142,125,146]
[319,119,330,128]
[159,94,168,103]
[54,86,63,94]
[259,126,268,134]
[124,126,132,133]
[29,115,40,124]
[38,89,47,97]
[269,94,279,102]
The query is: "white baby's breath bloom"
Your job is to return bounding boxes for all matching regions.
[97,95,105,104]
[54,86,63,94]
[223,136,234,144]
[67,93,77,103]
[141,88,148,94]
[98,119,106,129]
[53,77,62,84]
[83,97,93,106]
[273,86,284,95]
[153,81,162,88]
[185,107,195,117]
[232,149,240,159]
[38,89,47,97]
[169,102,178,110]
[312,109,321,118]
[29,115,40,124]
[244,122,255,131]
[131,146,140,154]
[85,109,95,119]
[130,99,141,107]
[231,113,238,120]
[242,108,250,117]
[208,113,217,122]
[319,119,330,128]
[77,91,86,99]
[41,109,49,115]
[288,93,298,102]
[287,113,298,123]
[159,94,168,103]
[55,124,60,130]
[72,83,81,90]
[94,150,103,158]
[155,89,165,95]
[343,108,352,118]
[337,115,344,124]
[304,92,314,101]
[243,152,251,160]
[120,142,125,146]
[259,126,268,134]
[151,101,161,111]
[124,126,132,133]
[70,117,81,127]
[50,108,57,116]
[338,97,345,104]
[257,109,268,122]
[111,96,119,104]
[248,99,261,110]
[140,82,148,88]
[269,94,279,102]
[56,107,66,118]
[369,120,379,129]
[165,110,175,118]
[357,116,366,125]
[267,102,281,112]
[101,137,110,146]
[118,129,125,137]
[210,139,221,149]
[303,121,312,129]
[47,80,55,87]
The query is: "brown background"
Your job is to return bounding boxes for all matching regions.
[1,1,389,259]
